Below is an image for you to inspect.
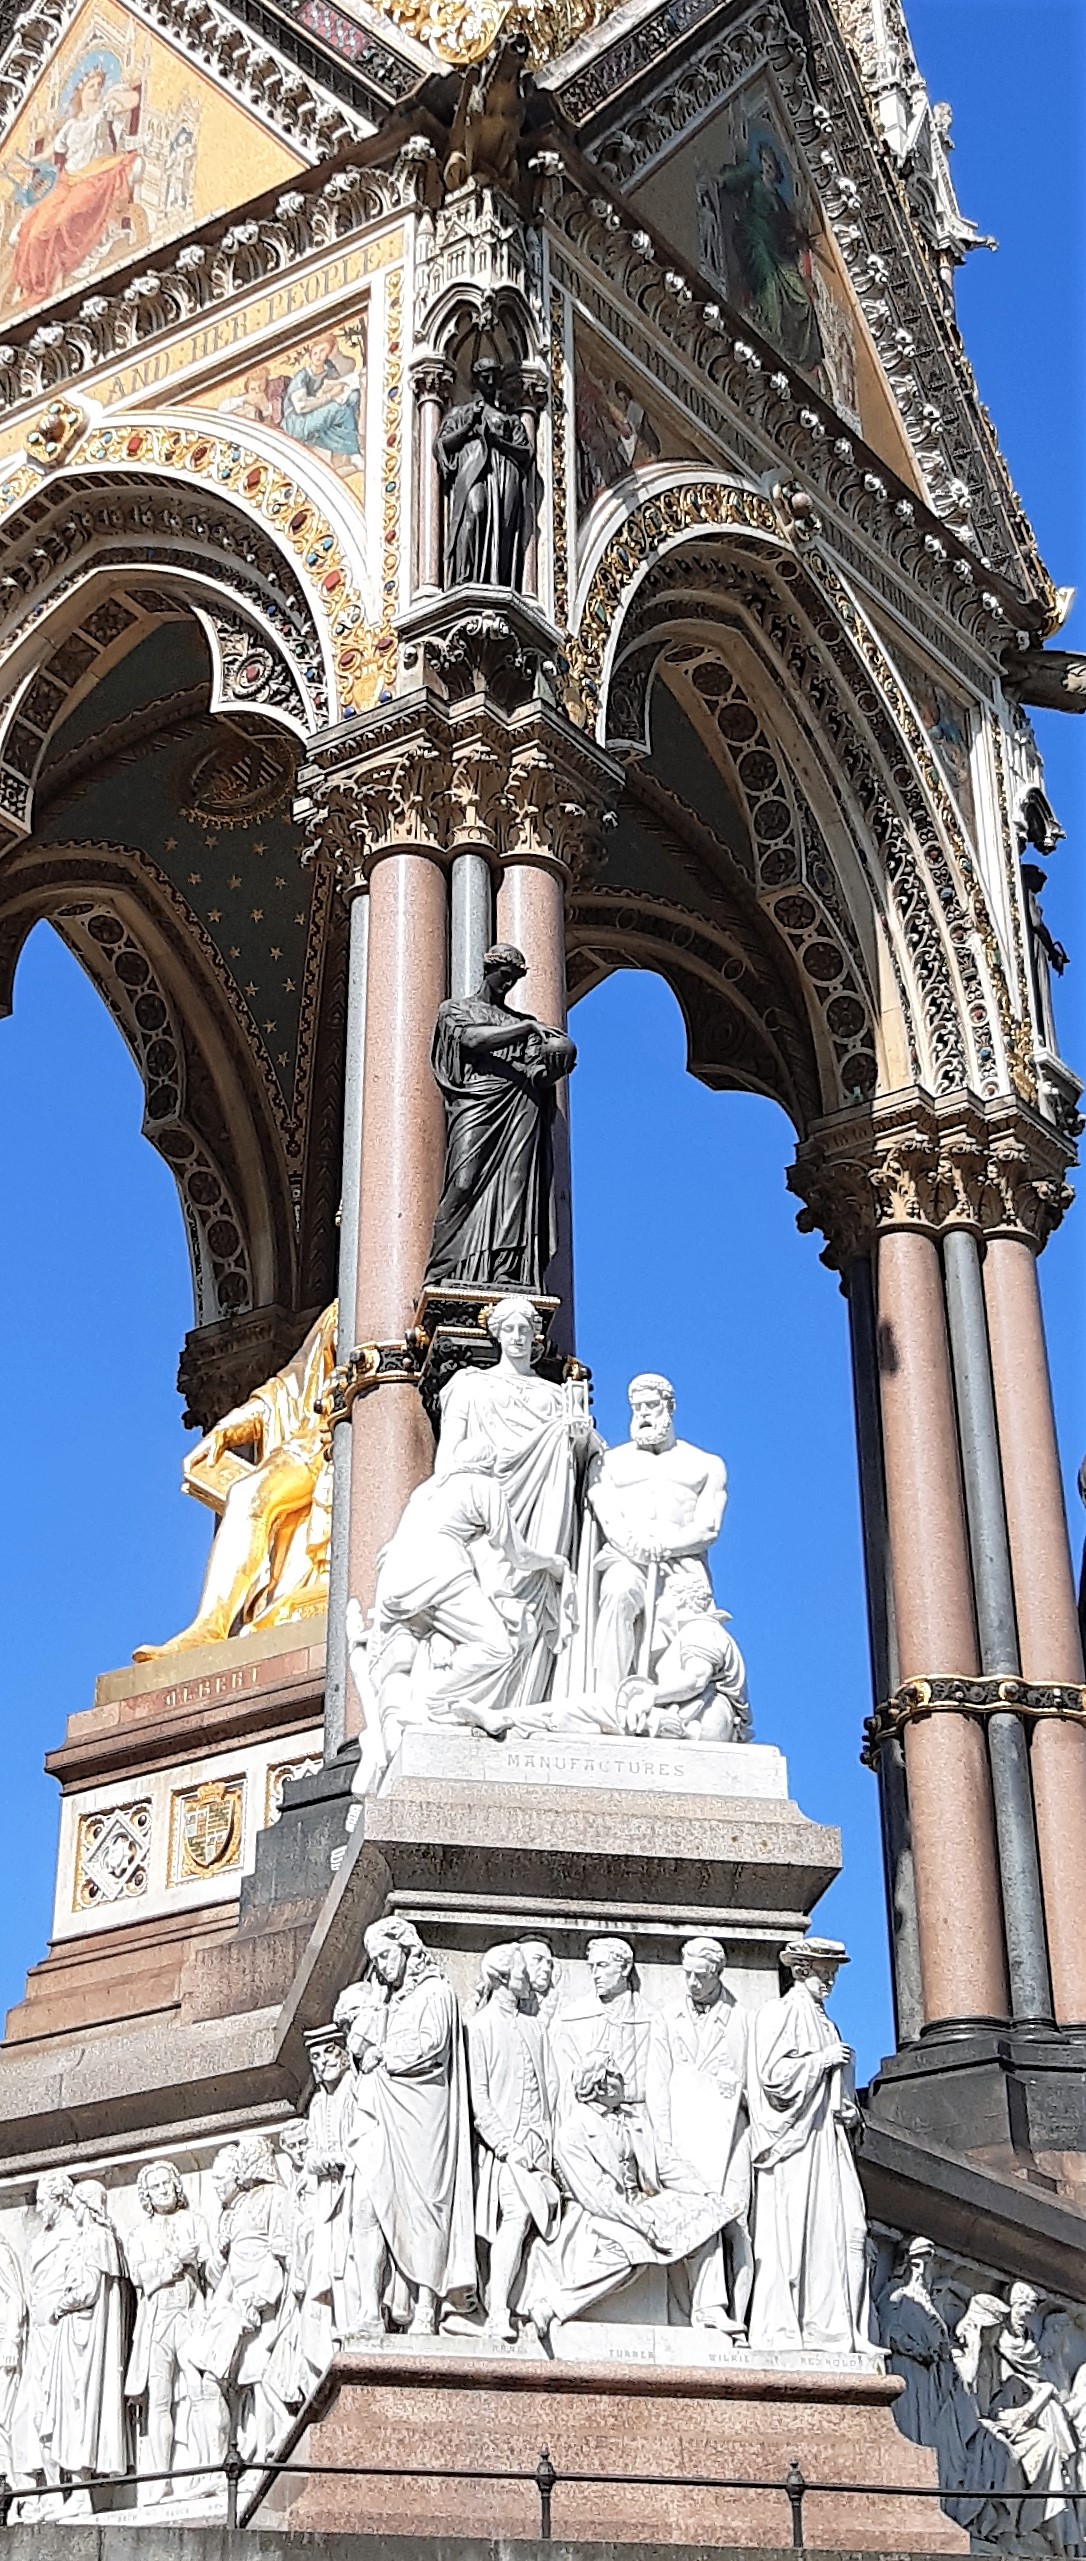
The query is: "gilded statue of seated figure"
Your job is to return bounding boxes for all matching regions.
[134,1303,337,1660]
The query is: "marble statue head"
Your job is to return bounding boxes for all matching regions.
[307,2023,349,2087]
[519,1938,556,2002]
[365,1913,424,1989]
[1009,2281,1040,2334]
[279,2122,311,2171]
[236,2134,277,2189]
[681,1935,728,2006]
[906,2235,935,2268]
[586,1935,634,2000]
[35,2169,74,2227]
[780,1935,848,1998]
[486,1295,542,1365]
[137,2160,185,2217]
[477,1942,530,2006]
[628,1374,676,1452]
[575,2060,626,2114]
[211,2143,242,2207]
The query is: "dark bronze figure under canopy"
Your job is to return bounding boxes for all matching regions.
[435,361,531,589]
[423,944,576,1292]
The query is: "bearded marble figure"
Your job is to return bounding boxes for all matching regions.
[174,2145,240,2485]
[747,1939,870,2356]
[334,1918,476,2337]
[124,2160,215,2504]
[666,1937,753,2335]
[467,1943,560,2345]
[586,1374,750,1738]
[11,2172,126,2513]
[424,945,575,1296]
[519,2060,734,2343]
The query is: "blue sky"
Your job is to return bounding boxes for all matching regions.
[0,2,1082,2081]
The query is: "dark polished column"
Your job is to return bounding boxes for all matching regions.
[846,1252,922,2044]
[942,1224,1053,2025]
[985,1227,1086,2025]
[876,1222,1009,2030]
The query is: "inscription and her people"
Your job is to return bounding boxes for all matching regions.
[3,1931,1086,2553]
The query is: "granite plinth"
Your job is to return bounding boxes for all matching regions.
[245,2347,960,2551]
[386,1731,788,1800]
[1,2531,970,2561]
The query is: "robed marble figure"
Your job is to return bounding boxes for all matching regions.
[424,945,576,1294]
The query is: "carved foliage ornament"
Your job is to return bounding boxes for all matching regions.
[788,1096,1074,1269]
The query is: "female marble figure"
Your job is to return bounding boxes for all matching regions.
[435,1295,594,1706]
[467,1944,560,2345]
[746,1939,870,2355]
[519,2061,731,2341]
[124,2161,214,2503]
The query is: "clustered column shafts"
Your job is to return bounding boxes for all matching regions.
[985,1232,1086,2026]
[876,1223,1010,2031]
[323,884,369,1763]
[846,1253,922,2045]
[496,852,574,1353]
[347,846,448,1688]
[791,1090,1081,2051]
[302,649,621,1747]
[942,1226,1053,2028]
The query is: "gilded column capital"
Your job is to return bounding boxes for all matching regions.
[789,1089,1075,1269]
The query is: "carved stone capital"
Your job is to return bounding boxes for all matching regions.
[789,1089,1075,1268]
[503,710,622,885]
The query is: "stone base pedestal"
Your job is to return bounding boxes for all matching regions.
[245,2347,960,2551]
[865,2027,1086,2197]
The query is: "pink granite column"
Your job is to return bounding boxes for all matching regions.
[984,1232,1086,2024]
[496,853,574,1350]
[345,849,447,1714]
[877,1226,1009,2028]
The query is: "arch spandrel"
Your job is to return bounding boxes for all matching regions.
[568,474,1027,1116]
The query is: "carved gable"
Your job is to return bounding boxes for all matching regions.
[0,0,305,327]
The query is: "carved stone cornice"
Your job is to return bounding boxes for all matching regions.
[788,1089,1075,1267]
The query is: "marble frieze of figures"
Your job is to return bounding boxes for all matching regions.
[2,1919,1086,2553]
[0,1925,879,2516]
[346,1303,752,1796]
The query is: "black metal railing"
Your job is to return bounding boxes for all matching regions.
[6,2447,1086,2546]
